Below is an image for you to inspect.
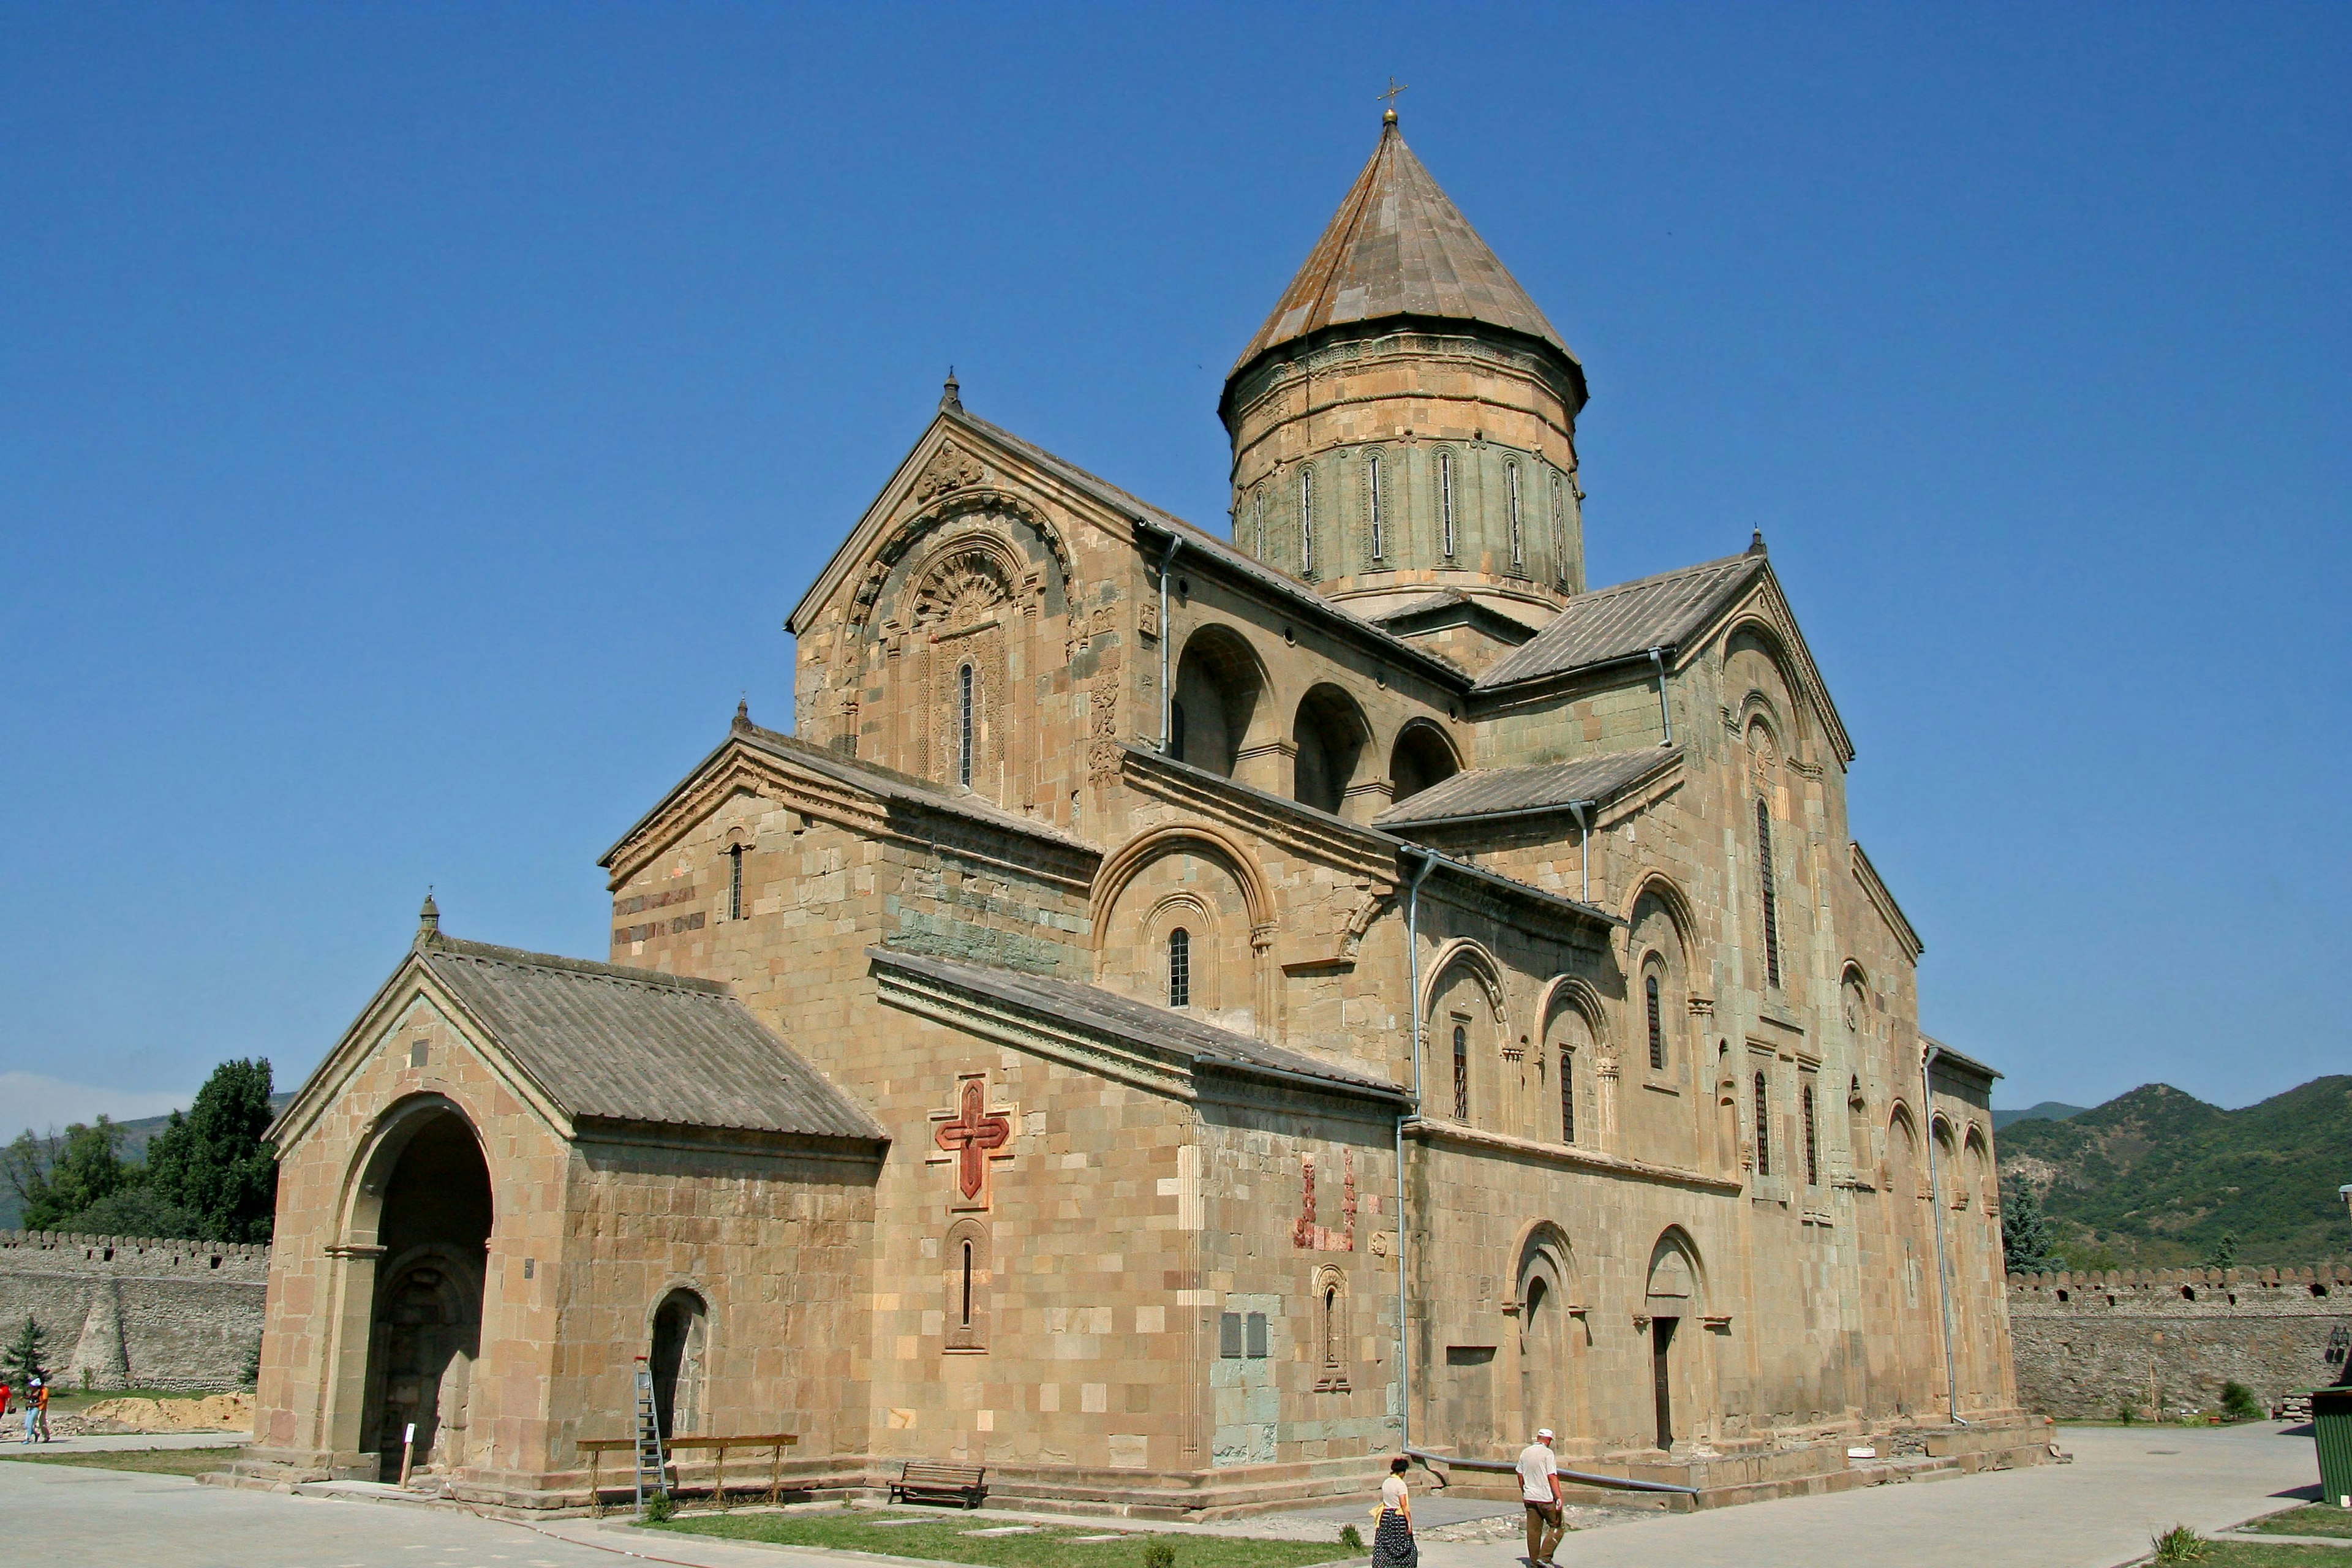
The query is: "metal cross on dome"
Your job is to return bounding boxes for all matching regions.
[1377,78,1408,119]
[931,1077,1015,1208]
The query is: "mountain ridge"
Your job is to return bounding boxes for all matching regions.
[1998,1075,2352,1268]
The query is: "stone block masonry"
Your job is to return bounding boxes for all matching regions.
[2008,1261,2352,1419]
[0,1231,268,1392]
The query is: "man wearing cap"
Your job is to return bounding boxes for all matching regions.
[1517,1428,1564,1565]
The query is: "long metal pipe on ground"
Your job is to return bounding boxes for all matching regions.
[1404,1448,1700,1496]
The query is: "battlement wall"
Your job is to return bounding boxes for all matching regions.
[2006,1261,2352,1418]
[0,1231,270,1393]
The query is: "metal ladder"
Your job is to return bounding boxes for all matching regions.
[632,1361,668,1517]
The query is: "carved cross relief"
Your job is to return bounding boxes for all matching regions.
[929,1074,1018,1212]
[1293,1148,1358,1252]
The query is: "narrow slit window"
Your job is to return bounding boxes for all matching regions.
[1299,466,1315,575]
[958,663,975,788]
[727,844,745,922]
[1167,927,1191,1009]
[960,1240,974,1327]
[1439,452,1456,557]
[1507,461,1523,569]
[1802,1079,1820,1186]
[1367,451,1384,560]
[1323,1285,1340,1369]
[1551,473,1569,585]
[1169,700,1186,762]
[1559,1050,1575,1144]
[1757,797,1781,987]
[1253,486,1266,557]
[1645,974,1665,1071]
[1452,1023,1469,1120]
[1754,1069,1772,1177]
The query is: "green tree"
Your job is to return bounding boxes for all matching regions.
[1,1317,50,1389]
[2002,1178,2063,1275]
[62,1186,205,1242]
[2,1119,134,1232]
[2204,1232,2238,1269]
[143,1059,278,1243]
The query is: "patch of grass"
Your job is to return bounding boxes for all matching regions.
[2244,1507,2352,1540]
[0,1445,239,1477]
[649,1507,1355,1568]
[2173,1544,2352,1566]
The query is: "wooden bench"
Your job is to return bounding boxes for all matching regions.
[889,1460,987,1508]
[578,1432,798,1517]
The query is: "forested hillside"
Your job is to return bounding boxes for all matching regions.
[1997,1076,2352,1269]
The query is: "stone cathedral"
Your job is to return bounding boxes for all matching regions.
[242,115,2041,1512]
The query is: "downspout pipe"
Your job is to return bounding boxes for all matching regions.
[1566,799,1594,906]
[1395,847,1438,1453]
[1646,647,1674,747]
[1157,535,1182,754]
[1402,1450,1698,1497]
[1921,1040,1966,1426]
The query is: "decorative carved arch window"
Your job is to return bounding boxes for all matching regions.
[1298,465,1316,576]
[1753,1069,1772,1177]
[1366,451,1385,560]
[1801,1071,1820,1186]
[1550,470,1569,587]
[1453,1021,1471,1121]
[1167,927,1191,1009]
[1439,451,1457,557]
[1645,972,1666,1072]
[1506,459,1523,571]
[957,663,976,787]
[944,1217,990,1353]
[1314,1265,1350,1392]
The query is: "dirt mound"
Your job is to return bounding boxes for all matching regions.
[76,1392,252,1434]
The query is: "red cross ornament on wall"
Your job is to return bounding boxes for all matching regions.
[929,1074,1018,1212]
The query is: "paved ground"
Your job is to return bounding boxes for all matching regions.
[3,1422,2324,1568]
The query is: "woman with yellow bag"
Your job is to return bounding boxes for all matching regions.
[1370,1455,1416,1568]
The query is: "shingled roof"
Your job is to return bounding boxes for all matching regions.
[870,948,1403,1103]
[417,937,884,1142]
[1376,746,1681,829]
[1229,119,1577,382]
[1474,551,1767,690]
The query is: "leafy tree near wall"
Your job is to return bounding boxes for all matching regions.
[1,1317,50,1389]
[143,1059,278,1244]
[1,1119,133,1231]
[2002,1178,2064,1275]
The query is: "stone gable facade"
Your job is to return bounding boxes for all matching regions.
[242,118,2038,1513]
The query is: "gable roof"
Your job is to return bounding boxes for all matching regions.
[1474,551,1768,691]
[1375,745,1681,829]
[869,947,1403,1103]
[599,709,1098,878]
[415,935,884,1141]
[1229,120,1578,388]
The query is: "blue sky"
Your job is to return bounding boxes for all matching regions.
[3,3,2346,1129]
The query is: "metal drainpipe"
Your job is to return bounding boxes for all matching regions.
[1921,1041,1966,1426]
[1395,847,1438,1452]
[1646,647,1673,746]
[1567,800,1593,905]
[1158,535,1181,753]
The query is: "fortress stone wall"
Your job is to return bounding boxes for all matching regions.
[2007,1261,2352,1419]
[0,1231,269,1392]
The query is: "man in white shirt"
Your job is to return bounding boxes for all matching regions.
[1517,1428,1564,1565]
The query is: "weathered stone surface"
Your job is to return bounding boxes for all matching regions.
[0,1231,265,1393]
[2008,1263,2352,1417]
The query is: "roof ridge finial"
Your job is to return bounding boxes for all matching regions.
[940,366,962,413]
[417,887,441,948]
[1377,76,1408,128]
[1749,527,1768,556]
[734,693,752,733]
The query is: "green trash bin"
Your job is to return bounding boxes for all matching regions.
[2315,1387,2352,1511]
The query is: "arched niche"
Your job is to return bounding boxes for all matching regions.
[1172,625,1268,779]
[1513,1221,1582,1444]
[1425,941,1506,1126]
[1538,979,1604,1147]
[1292,683,1371,816]
[1094,831,1267,1031]
[1642,1229,1705,1452]
[1387,719,1461,806]
[649,1287,710,1439]
[345,1098,492,1480]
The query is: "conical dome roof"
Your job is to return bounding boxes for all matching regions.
[1227,119,1578,382]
